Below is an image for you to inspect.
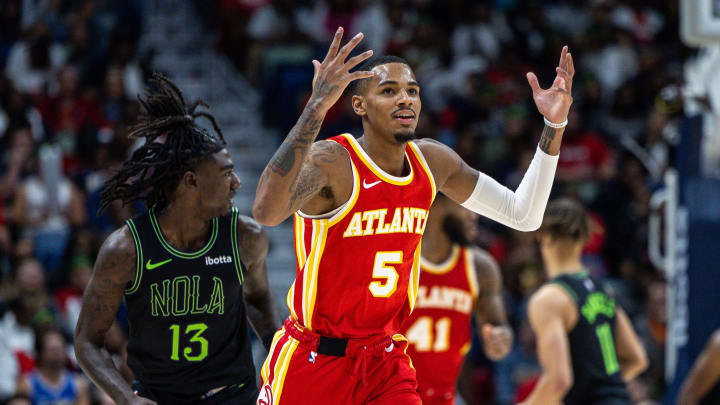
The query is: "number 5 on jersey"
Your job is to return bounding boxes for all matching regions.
[369,251,402,297]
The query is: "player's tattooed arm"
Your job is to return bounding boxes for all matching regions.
[473,249,513,361]
[74,228,155,405]
[266,108,323,178]
[237,215,281,347]
[287,140,348,212]
[254,27,373,226]
[538,125,557,154]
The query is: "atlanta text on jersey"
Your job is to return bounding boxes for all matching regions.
[414,285,474,315]
[343,207,429,238]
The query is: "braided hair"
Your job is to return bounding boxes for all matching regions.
[100,73,226,212]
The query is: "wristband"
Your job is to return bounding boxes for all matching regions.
[543,116,568,128]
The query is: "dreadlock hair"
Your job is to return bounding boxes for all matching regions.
[349,55,410,95]
[100,73,226,212]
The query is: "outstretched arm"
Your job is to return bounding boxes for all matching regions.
[473,249,513,361]
[74,228,155,405]
[253,27,374,226]
[421,47,574,232]
[677,330,720,405]
[520,285,575,405]
[238,215,281,349]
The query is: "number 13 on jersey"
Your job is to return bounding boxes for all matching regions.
[169,323,208,362]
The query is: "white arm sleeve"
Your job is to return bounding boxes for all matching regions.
[460,147,559,232]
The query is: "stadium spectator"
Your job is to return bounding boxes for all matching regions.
[8,143,86,275]
[636,276,668,399]
[35,65,111,150]
[0,1,22,68]
[5,24,66,96]
[17,328,90,405]
[0,258,56,378]
[0,322,20,401]
[555,110,614,183]
[53,255,91,337]
[0,121,34,202]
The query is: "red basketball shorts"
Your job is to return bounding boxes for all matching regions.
[417,384,456,405]
[257,318,421,405]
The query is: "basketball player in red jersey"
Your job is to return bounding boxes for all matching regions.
[401,194,512,405]
[253,27,574,404]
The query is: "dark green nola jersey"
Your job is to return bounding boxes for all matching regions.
[549,272,631,405]
[123,207,256,395]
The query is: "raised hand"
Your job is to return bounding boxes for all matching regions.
[309,27,375,112]
[526,46,575,124]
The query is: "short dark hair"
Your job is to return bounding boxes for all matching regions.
[539,198,589,242]
[350,55,410,95]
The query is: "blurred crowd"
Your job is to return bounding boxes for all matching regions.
[0,0,143,403]
[0,0,685,404]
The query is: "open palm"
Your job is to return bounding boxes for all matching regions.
[526,46,575,124]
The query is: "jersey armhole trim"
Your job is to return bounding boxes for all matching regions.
[125,219,143,295]
[548,280,581,332]
[549,280,578,303]
[408,141,437,202]
[407,244,422,313]
[464,248,480,298]
[230,207,245,285]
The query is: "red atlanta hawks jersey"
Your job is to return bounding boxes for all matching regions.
[400,245,479,389]
[286,133,436,339]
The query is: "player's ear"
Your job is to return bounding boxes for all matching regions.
[182,171,198,188]
[352,95,367,117]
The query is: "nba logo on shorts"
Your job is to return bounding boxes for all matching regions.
[258,384,273,405]
[308,351,317,363]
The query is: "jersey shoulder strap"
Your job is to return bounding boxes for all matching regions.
[228,206,247,284]
[124,211,148,295]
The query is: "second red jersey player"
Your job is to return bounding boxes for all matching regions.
[401,195,513,405]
